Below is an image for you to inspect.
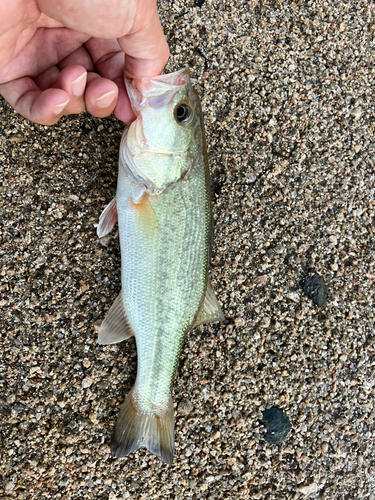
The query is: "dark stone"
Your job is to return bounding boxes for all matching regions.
[197,0,205,6]
[211,177,224,196]
[301,272,328,307]
[262,407,292,444]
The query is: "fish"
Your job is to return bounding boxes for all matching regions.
[96,68,224,464]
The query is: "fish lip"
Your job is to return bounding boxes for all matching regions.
[125,68,191,116]
[127,68,190,95]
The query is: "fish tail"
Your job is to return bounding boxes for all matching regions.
[110,386,174,465]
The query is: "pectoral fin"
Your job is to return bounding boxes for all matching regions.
[97,197,117,238]
[98,292,134,345]
[192,280,225,328]
[130,194,158,237]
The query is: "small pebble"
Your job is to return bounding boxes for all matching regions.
[301,272,328,307]
[298,244,309,253]
[261,317,271,328]
[321,442,329,453]
[255,275,268,285]
[82,377,93,389]
[287,292,300,303]
[274,245,286,254]
[234,316,245,327]
[329,235,338,245]
[178,400,193,416]
[262,407,292,444]
[350,107,362,119]
[5,482,15,493]
[295,309,304,320]
[297,481,319,495]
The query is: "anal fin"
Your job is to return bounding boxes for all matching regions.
[192,280,225,328]
[98,292,134,345]
[97,197,117,238]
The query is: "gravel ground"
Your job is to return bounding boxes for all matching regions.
[1,0,375,498]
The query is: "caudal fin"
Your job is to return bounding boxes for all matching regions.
[111,387,174,465]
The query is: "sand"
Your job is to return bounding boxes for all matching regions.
[1,0,375,498]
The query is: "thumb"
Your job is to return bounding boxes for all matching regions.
[117,0,169,78]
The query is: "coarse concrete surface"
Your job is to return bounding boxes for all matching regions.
[1,0,375,498]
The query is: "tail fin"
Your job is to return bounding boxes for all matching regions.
[110,387,175,465]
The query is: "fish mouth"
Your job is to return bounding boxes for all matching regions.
[125,68,190,115]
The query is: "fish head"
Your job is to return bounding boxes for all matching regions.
[123,68,201,193]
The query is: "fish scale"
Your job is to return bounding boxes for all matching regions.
[123,168,210,406]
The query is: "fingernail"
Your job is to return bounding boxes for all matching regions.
[71,72,87,97]
[95,91,117,108]
[53,99,69,115]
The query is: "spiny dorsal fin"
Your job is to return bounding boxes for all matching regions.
[98,292,134,345]
[192,280,225,328]
[97,197,117,238]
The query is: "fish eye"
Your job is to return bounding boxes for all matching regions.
[174,101,193,125]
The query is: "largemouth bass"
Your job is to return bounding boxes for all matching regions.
[97,68,224,464]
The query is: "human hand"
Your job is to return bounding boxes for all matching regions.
[0,0,169,125]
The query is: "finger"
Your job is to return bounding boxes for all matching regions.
[51,65,87,115]
[58,43,133,121]
[84,38,134,122]
[34,66,61,91]
[113,75,136,123]
[0,78,69,125]
[85,73,118,118]
[84,38,124,81]
[118,0,169,78]
[0,28,90,84]
[58,45,95,72]
[37,0,136,39]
